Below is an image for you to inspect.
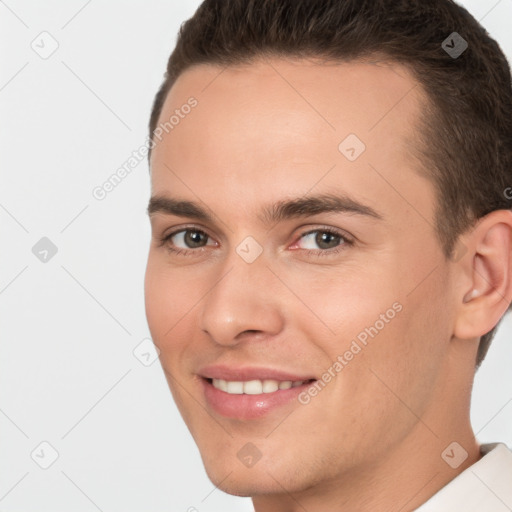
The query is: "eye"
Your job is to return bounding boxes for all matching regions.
[159,228,216,254]
[291,228,353,255]
[158,226,353,257]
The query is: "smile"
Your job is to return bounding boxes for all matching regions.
[211,378,314,394]
[201,376,318,420]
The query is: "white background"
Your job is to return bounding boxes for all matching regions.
[1,1,511,511]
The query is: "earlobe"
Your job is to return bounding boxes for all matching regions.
[453,211,512,340]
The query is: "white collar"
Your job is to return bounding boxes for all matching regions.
[414,442,512,511]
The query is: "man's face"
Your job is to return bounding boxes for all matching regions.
[145,58,457,496]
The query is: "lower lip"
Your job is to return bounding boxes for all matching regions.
[201,378,316,420]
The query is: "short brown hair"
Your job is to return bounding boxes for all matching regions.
[148,0,512,369]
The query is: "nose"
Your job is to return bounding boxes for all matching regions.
[199,252,285,346]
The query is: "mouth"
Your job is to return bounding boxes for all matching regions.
[200,376,318,420]
[205,377,317,394]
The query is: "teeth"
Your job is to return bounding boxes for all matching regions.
[215,378,227,392]
[263,380,279,393]
[226,381,244,394]
[212,378,307,394]
[244,380,263,394]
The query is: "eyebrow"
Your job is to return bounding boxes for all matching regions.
[147,193,384,225]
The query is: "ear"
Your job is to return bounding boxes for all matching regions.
[453,210,512,340]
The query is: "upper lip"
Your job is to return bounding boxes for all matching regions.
[198,364,317,382]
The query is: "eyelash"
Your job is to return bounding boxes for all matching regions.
[158,226,354,258]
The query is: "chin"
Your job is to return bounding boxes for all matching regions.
[202,464,282,498]
[200,449,314,499]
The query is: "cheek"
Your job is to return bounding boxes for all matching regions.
[144,259,201,417]
[288,260,446,424]
[340,271,451,430]
[144,256,196,352]
[144,258,169,342]
[288,261,401,345]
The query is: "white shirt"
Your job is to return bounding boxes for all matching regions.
[415,443,512,511]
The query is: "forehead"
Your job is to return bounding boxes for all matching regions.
[150,57,435,230]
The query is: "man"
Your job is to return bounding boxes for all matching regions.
[144,0,512,510]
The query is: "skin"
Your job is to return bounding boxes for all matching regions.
[144,57,512,512]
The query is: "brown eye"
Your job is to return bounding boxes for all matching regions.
[315,231,342,249]
[297,230,346,251]
[182,230,209,248]
[163,229,214,251]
